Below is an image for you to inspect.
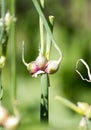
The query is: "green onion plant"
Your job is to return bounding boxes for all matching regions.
[22,0,62,123]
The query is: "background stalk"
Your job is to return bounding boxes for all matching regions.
[0,0,6,105]
[0,69,2,104]
[0,0,5,41]
[10,0,17,114]
[0,0,6,130]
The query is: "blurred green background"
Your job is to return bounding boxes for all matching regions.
[2,0,91,129]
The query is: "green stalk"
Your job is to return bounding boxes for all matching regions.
[0,69,3,104]
[55,96,85,115]
[0,0,6,105]
[39,0,44,55]
[46,15,54,60]
[10,0,17,114]
[40,15,54,122]
[0,0,5,41]
[40,74,50,122]
[39,0,49,122]
[0,0,8,58]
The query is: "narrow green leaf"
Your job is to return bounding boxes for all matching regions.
[55,96,85,115]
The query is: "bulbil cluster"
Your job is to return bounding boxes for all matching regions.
[22,42,62,77]
[23,54,60,77]
[0,105,20,130]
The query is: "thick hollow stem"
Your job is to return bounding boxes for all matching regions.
[40,74,50,122]
[39,0,49,123]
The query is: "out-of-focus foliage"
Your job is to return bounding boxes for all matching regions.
[2,0,91,129]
